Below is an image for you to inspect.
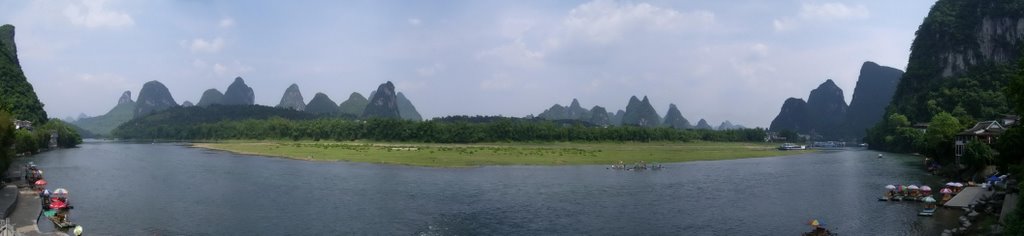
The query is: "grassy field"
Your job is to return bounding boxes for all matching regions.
[193,141,815,167]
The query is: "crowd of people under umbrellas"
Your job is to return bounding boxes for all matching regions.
[609,160,663,171]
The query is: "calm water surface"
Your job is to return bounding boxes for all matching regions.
[25,141,957,235]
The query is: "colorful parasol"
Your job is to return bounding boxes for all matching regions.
[49,199,66,209]
[940,188,953,194]
[923,196,936,203]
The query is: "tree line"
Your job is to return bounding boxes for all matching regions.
[0,111,81,173]
[113,113,767,143]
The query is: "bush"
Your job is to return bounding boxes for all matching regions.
[13,129,36,154]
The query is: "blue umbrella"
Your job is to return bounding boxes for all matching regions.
[988,175,1001,182]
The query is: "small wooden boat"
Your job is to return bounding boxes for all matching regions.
[43,209,77,229]
[919,196,938,216]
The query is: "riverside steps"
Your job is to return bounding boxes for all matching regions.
[943,187,994,208]
[1002,193,1019,224]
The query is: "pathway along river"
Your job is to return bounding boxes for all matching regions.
[25,141,957,235]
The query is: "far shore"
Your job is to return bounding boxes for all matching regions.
[192,141,816,167]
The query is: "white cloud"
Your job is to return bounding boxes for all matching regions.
[750,43,769,58]
[219,17,235,28]
[189,37,225,53]
[213,63,227,75]
[62,0,135,29]
[562,0,715,44]
[799,2,869,21]
[772,18,796,31]
[477,39,545,69]
[408,18,421,26]
[416,63,445,77]
[76,73,126,84]
[480,73,516,90]
[192,59,208,68]
[212,60,252,76]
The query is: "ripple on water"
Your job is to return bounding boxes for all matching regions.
[24,142,956,235]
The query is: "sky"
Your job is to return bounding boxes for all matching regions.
[0,0,937,127]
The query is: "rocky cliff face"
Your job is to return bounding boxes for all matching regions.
[305,92,338,114]
[276,83,305,111]
[940,17,1024,77]
[196,89,224,107]
[134,80,178,117]
[806,79,848,136]
[717,121,744,130]
[539,98,592,121]
[566,99,590,121]
[222,77,255,105]
[338,92,368,116]
[589,106,610,126]
[769,98,809,133]
[74,90,137,135]
[0,24,48,123]
[539,104,568,120]
[694,119,713,130]
[845,61,903,139]
[118,91,133,105]
[362,81,401,119]
[611,110,625,125]
[662,103,691,129]
[621,96,661,127]
[396,92,422,121]
[614,95,663,127]
[888,0,1024,122]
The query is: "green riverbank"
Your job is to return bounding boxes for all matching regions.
[194,141,815,167]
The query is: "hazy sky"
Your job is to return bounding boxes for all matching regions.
[0,0,936,127]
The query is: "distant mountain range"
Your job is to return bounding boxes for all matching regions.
[769,61,903,141]
[533,96,742,130]
[75,79,425,135]
[73,91,135,135]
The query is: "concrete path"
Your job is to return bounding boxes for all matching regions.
[943,187,993,208]
[1002,193,1019,224]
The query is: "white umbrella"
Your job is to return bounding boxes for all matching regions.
[953,183,964,187]
[885,185,896,190]
[946,182,957,186]
[923,196,936,203]
[940,188,953,194]
[908,185,920,190]
[921,186,932,191]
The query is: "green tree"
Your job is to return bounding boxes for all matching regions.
[963,140,994,169]
[925,112,961,164]
[13,129,36,154]
[0,111,15,171]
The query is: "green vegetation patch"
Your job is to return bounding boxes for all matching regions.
[195,141,812,167]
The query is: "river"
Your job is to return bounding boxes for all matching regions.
[23,141,957,235]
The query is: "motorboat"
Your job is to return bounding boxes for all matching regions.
[778,143,807,150]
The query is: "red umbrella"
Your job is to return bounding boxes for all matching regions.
[49,199,66,210]
[34,179,47,186]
